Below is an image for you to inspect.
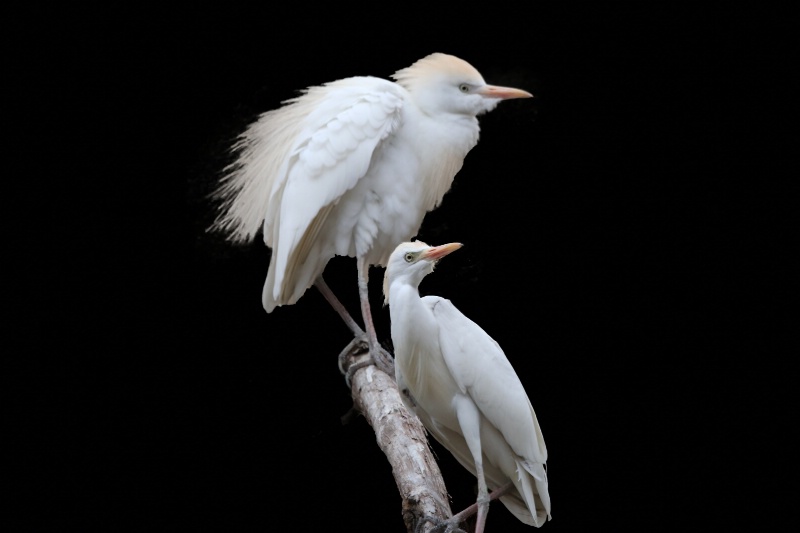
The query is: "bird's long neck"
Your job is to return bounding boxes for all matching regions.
[388,281,424,324]
[389,279,437,385]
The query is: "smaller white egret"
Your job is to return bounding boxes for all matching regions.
[384,241,551,532]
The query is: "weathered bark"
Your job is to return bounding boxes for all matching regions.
[340,342,454,533]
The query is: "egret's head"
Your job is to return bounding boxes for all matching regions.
[383,240,463,305]
[393,53,532,116]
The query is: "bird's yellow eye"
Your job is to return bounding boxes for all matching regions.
[404,252,415,263]
[459,84,470,93]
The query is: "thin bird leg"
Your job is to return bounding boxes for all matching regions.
[356,256,395,376]
[315,273,392,383]
[314,275,365,337]
[456,397,490,533]
[472,459,489,533]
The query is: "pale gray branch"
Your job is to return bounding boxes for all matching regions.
[341,344,455,533]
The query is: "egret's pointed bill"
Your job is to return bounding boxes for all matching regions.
[422,242,463,261]
[478,85,533,99]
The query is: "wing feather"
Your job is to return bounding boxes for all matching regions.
[212,76,406,307]
[431,298,547,465]
[271,82,404,295]
[210,76,405,238]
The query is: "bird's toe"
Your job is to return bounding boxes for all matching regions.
[414,515,467,533]
[372,346,396,376]
[337,336,369,373]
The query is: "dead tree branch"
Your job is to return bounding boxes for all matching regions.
[340,341,455,533]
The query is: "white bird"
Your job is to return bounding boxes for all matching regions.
[383,241,551,532]
[210,53,532,372]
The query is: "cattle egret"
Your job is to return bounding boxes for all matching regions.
[384,241,551,532]
[210,53,532,373]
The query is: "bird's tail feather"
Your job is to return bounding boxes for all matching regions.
[512,459,551,527]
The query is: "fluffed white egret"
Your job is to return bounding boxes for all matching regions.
[384,241,551,532]
[210,53,532,372]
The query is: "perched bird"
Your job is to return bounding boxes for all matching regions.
[383,241,551,532]
[210,53,532,372]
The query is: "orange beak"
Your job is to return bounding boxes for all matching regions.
[478,85,533,100]
[422,242,464,261]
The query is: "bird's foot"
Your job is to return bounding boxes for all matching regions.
[372,345,395,376]
[414,515,468,533]
[337,335,395,386]
[430,482,511,533]
[337,336,369,387]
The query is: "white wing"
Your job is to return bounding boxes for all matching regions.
[212,76,406,307]
[430,297,547,463]
[429,297,550,525]
[271,78,406,298]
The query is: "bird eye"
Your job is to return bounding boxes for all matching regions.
[459,84,470,93]
[404,252,415,263]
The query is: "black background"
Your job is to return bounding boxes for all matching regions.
[10,3,796,531]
